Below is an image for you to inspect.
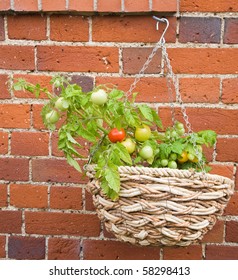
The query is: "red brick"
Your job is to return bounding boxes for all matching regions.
[50,15,89,42]
[8,236,45,260]
[159,107,238,135]
[96,76,172,102]
[224,18,238,44]
[224,192,238,215]
[0,184,7,207]
[85,189,96,211]
[0,211,22,233]
[180,0,238,12]
[92,16,176,43]
[123,47,162,74]
[0,16,4,40]
[206,245,238,260]
[48,238,80,260]
[13,74,52,99]
[32,104,45,129]
[103,224,116,238]
[0,74,11,99]
[0,158,29,181]
[179,78,220,103]
[209,164,234,179]
[216,138,238,162]
[42,0,66,11]
[50,186,83,210]
[11,131,49,156]
[14,0,38,11]
[202,220,224,243]
[0,236,6,258]
[179,17,221,43]
[70,75,94,92]
[32,158,87,184]
[152,0,177,12]
[236,169,238,191]
[98,0,121,12]
[37,46,119,73]
[222,78,238,104]
[163,245,202,260]
[0,46,35,70]
[83,240,161,260]
[0,0,10,10]
[25,212,100,236]
[0,131,8,154]
[124,0,149,12]
[226,221,238,242]
[10,184,48,208]
[8,15,47,40]
[0,104,30,128]
[69,0,94,11]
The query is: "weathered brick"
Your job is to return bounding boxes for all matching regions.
[14,0,38,11]
[32,159,87,184]
[159,107,238,135]
[25,212,100,236]
[70,75,94,92]
[8,15,47,40]
[0,16,4,40]
[222,78,238,104]
[0,158,29,181]
[98,0,121,12]
[96,77,172,102]
[85,189,96,211]
[92,16,176,43]
[224,192,238,216]
[206,245,238,260]
[50,15,89,42]
[0,46,35,70]
[216,138,238,162]
[168,48,238,74]
[0,104,30,128]
[41,0,66,11]
[83,240,161,260]
[0,211,22,233]
[202,220,224,243]
[224,18,238,44]
[0,0,10,10]
[8,236,45,260]
[50,186,83,210]
[179,78,220,103]
[69,0,94,11]
[13,74,52,99]
[152,0,177,12]
[124,0,149,12]
[48,238,80,260]
[180,0,238,12]
[123,48,162,74]
[0,236,6,258]
[0,184,7,207]
[11,131,49,156]
[0,74,11,99]
[10,184,48,208]
[32,104,45,129]
[0,131,8,154]
[226,221,238,242]
[163,245,202,260]
[37,46,119,73]
[209,164,234,179]
[179,17,221,43]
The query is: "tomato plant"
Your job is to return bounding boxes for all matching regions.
[135,125,151,142]
[91,89,108,105]
[45,110,60,124]
[121,138,136,154]
[139,146,153,160]
[108,128,126,143]
[55,97,69,111]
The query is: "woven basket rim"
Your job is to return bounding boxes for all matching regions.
[85,164,234,186]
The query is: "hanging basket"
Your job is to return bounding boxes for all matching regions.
[86,165,234,246]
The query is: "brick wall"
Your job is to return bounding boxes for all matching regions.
[0,0,238,260]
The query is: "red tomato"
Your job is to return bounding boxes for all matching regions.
[108,128,126,143]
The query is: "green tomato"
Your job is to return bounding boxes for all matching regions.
[187,153,195,161]
[161,159,169,167]
[168,160,177,169]
[139,146,153,160]
[177,128,185,136]
[135,125,151,142]
[91,89,108,105]
[171,130,178,138]
[121,138,136,154]
[169,153,177,161]
[55,97,69,111]
[175,122,184,130]
[45,110,60,124]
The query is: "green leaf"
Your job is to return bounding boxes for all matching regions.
[115,143,132,165]
[171,140,185,155]
[66,155,81,172]
[109,89,124,100]
[151,109,163,128]
[138,104,154,122]
[197,130,217,147]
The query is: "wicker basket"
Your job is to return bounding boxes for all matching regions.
[86,165,234,246]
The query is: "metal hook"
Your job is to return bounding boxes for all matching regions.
[153,16,169,43]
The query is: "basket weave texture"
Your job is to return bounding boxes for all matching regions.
[86,165,234,246]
